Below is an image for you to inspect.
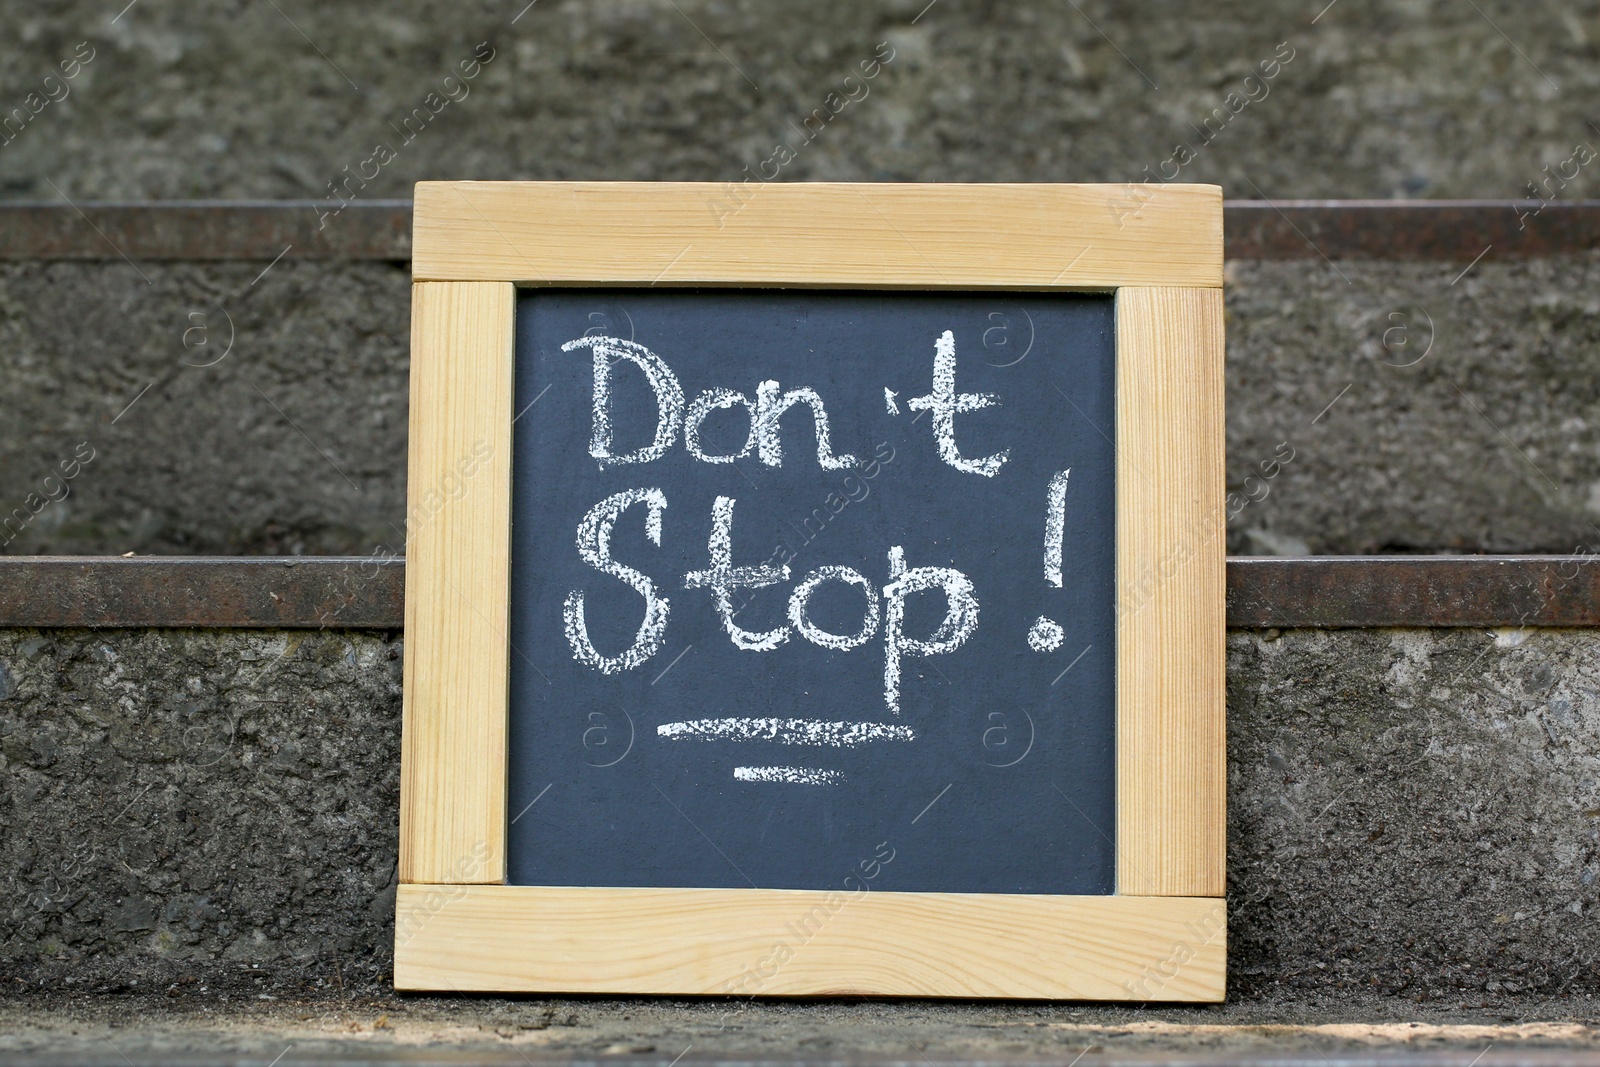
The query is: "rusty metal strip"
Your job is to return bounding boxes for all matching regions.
[1224,200,1600,260]
[1227,556,1600,628]
[0,557,403,629]
[0,556,1596,630]
[0,201,413,260]
[2,200,1599,261]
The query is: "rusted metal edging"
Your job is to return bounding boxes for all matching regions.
[0,556,1597,630]
[0,557,404,630]
[0,201,413,260]
[1,200,1597,261]
[1227,556,1600,628]
[1224,200,1600,260]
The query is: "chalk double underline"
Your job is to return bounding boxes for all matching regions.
[657,716,914,786]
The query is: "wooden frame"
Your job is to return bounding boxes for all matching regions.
[399,182,1225,1000]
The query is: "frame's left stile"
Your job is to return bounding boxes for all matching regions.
[397,182,1227,1000]
[400,280,515,886]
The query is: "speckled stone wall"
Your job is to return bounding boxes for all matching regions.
[4,2,1598,201]
[2,626,1596,999]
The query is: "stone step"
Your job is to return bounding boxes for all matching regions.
[0,203,1598,557]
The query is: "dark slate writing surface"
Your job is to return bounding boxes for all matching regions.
[507,289,1115,894]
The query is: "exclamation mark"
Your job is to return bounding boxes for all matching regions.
[1027,470,1070,652]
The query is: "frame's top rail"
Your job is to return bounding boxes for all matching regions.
[410,182,1224,287]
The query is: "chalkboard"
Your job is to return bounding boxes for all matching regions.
[507,289,1116,895]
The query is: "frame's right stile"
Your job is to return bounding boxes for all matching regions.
[1115,286,1227,898]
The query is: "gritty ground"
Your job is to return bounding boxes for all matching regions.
[3,991,1600,1063]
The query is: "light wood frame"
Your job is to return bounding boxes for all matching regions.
[399,182,1225,1000]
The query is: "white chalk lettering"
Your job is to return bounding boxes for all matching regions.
[563,336,684,469]
[787,565,880,650]
[906,330,1010,477]
[1044,469,1070,586]
[1027,616,1065,652]
[684,495,792,651]
[563,488,670,673]
[881,545,980,715]
[755,380,858,469]
[684,388,757,463]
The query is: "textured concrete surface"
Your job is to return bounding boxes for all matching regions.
[5,257,1600,556]
[1229,628,1600,1000]
[2,625,1598,1004]
[0,260,409,556]
[1225,257,1600,556]
[0,628,403,996]
[2,2,1599,201]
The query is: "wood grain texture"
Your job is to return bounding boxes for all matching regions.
[1115,287,1227,897]
[400,281,515,885]
[412,182,1222,289]
[394,885,1226,1000]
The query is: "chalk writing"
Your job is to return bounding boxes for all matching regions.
[554,323,1085,777]
[906,330,1009,476]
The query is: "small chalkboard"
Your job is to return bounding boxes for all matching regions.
[508,289,1116,894]
[397,182,1226,1000]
